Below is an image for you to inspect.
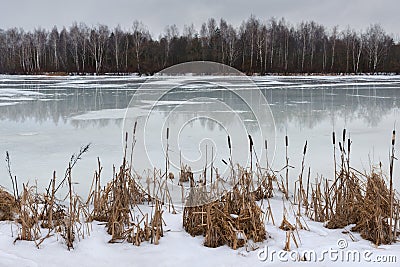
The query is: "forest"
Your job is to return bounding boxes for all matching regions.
[0,16,399,75]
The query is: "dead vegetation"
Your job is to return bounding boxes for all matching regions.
[1,138,164,249]
[86,158,164,246]
[183,169,268,249]
[302,130,400,245]
[0,187,17,220]
[0,128,399,252]
[182,136,272,250]
[85,132,165,246]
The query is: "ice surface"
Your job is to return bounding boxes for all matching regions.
[1,75,399,195]
[1,75,400,266]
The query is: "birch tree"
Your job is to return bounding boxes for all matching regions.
[163,24,179,67]
[48,26,59,70]
[363,24,392,72]
[88,24,109,73]
[132,20,149,74]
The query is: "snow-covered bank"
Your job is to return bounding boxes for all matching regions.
[1,195,399,267]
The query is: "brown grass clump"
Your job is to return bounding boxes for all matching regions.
[351,171,395,245]
[106,163,144,241]
[183,169,267,249]
[0,187,17,221]
[179,165,193,184]
[85,148,164,246]
[253,172,275,201]
[324,172,363,228]
[15,184,42,242]
[12,172,89,249]
[307,130,400,246]
[323,169,399,245]
[4,147,91,249]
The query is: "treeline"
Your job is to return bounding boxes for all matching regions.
[0,16,399,75]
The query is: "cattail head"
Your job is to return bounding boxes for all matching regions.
[265,140,268,150]
[342,129,346,143]
[222,159,228,165]
[303,141,308,155]
[248,135,253,152]
[285,135,288,147]
[125,132,128,143]
[332,132,336,145]
[227,135,231,150]
[392,130,396,146]
[166,127,169,140]
[347,138,351,153]
[133,121,137,135]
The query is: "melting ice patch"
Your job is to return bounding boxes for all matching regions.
[0,102,19,107]
[0,89,45,97]
[69,108,129,121]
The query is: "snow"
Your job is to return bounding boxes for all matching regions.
[1,194,399,267]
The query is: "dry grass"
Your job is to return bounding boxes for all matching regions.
[183,168,267,249]
[85,138,165,246]
[0,187,17,221]
[303,130,400,245]
[1,128,399,251]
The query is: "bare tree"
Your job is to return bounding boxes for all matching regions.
[132,20,149,74]
[269,18,278,70]
[363,24,392,72]
[219,19,228,64]
[246,16,259,73]
[69,23,81,72]
[79,23,89,73]
[4,28,21,72]
[342,27,353,73]
[350,31,363,73]
[330,26,338,71]
[299,22,309,72]
[256,24,266,73]
[0,16,397,74]
[88,24,109,73]
[111,25,125,72]
[32,28,47,72]
[163,24,179,67]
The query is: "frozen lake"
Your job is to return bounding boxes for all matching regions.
[0,75,399,197]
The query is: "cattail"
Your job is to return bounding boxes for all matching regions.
[392,130,396,146]
[342,129,346,143]
[248,135,253,153]
[166,127,169,140]
[265,140,268,150]
[227,135,231,150]
[222,159,228,165]
[347,138,351,154]
[303,141,308,155]
[133,121,137,135]
[125,132,128,143]
[285,135,288,147]
[332,132,336,145]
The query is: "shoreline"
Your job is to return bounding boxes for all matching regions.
[1,72,400,77]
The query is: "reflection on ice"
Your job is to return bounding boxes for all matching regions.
[0,75,399,197]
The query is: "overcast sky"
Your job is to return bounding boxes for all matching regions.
[1,0,399,40]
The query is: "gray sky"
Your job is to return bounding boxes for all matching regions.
[1,0,399,40]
